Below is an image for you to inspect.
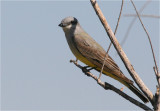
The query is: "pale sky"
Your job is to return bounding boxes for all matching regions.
[1,0,159,110]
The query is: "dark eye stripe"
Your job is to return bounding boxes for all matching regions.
[71,20,77,25]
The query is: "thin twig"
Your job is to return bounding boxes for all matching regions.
[99,0,124,79]
[121,0,151,47]
[154,67,160,110]
[154,67,160,85]
[124,14,160,18]
[130,0,159,85]
[70,60,152,111]
[90,0,154,104]
[155,86,160,111]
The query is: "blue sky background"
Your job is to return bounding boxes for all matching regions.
[1,0,159,110]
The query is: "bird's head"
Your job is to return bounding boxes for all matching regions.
[59,16,78,31]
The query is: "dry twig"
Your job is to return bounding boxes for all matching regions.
[130,0,159,86]
[154,67,160,85]
[70,60,152,111]
[124,14,160,19]
[90,0,154,104]
[121,0,151,46]
[99,0,124,79]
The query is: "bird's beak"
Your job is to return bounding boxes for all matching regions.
[58,23,63,27]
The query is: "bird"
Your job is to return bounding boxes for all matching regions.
[58,16,148,103]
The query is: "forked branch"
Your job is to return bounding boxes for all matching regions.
[70,60,152,110]
[90,0,154,104]
[130,0,159,85]
[99,0,124,80]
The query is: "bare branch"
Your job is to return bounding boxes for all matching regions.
[155,94,160,111]
[130,0,159,85]
[124,14,160,18]
[121,0,151,46]
[155,86,160,110]
[90,0,154,104]
[99,0,124,79]
[70,60,152,111]
[154,67,160,110]
[154,67,160,85]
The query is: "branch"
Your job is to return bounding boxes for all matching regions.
[124,14,160,19]
[99,0,124,79]
[155,86,160,110]
[70,60,152,110]
[121,0,151,47]
[155,94,160,111]
[154,67,160,110]
[130,1,160,108]
[90,0,154,104]
[154,67,160,86]
[130,0,159,86]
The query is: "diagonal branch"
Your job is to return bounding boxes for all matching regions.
[121,0,151,47]
[90,0,154,104]
[130,1,160,108]
[99,0,124,79]
[124,14,160,19]
[154,67,160,85]
[130,0,159,85]
[70,60,152,111]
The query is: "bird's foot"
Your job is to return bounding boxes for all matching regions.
[82,65,96,71]
[83,66,96,70]
[75,59,78,65]
[88,67,96,71]
[82,66,90,76]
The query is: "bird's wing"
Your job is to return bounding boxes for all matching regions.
[73,32,133,84]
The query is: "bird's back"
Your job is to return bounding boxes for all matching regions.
[73,32,133,84]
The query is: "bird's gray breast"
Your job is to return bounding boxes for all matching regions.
[64,32,82,58]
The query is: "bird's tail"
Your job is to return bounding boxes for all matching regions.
[97,69,149,103]
[126,83,149,103]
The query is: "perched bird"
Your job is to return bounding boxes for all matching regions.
[59,16,148,103]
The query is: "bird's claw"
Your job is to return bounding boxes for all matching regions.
[82,66,90,76]
[88,67,96,71]
[75,59,78,65]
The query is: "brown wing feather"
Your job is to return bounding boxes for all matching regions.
[74,33,133,84]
